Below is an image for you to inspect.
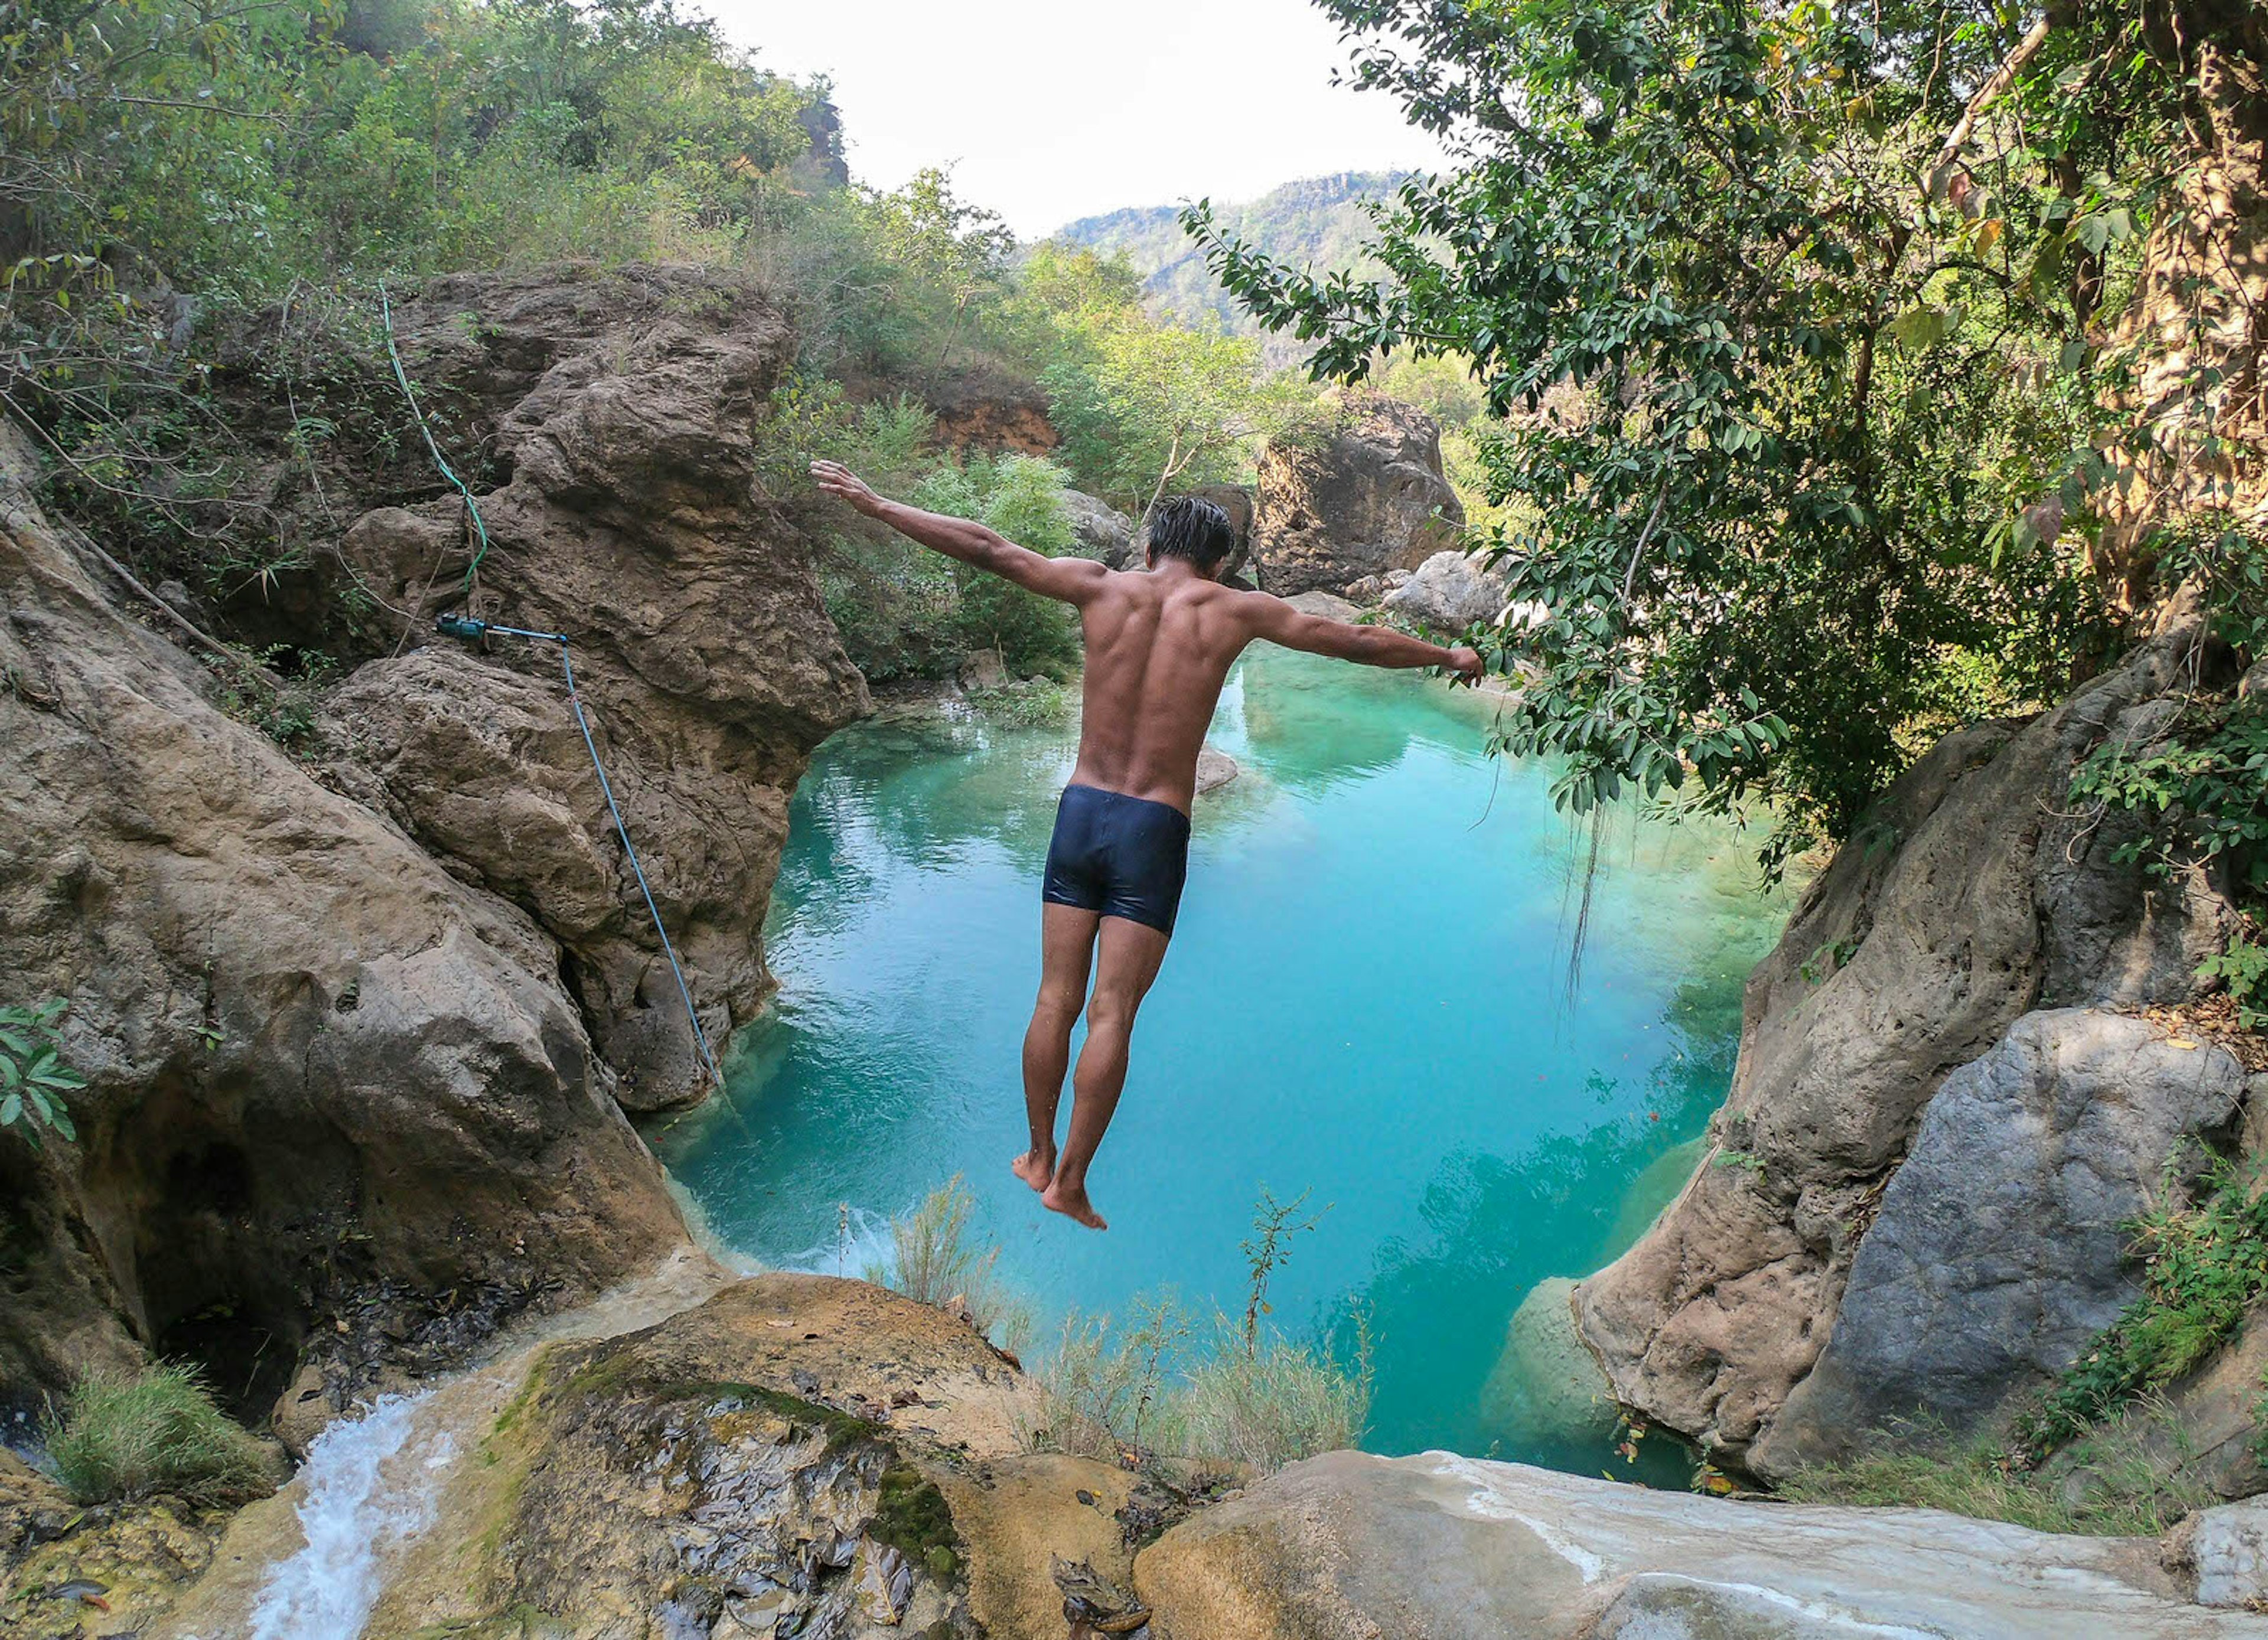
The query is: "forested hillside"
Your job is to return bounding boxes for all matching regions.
[1057,170,1406,344]
[0,0,1321,699]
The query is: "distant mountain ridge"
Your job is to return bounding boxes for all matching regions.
[1052,170,1407,343]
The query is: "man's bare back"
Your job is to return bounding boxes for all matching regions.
[811,462,1480,1227]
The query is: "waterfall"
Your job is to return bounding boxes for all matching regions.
[245,1392,457,1640]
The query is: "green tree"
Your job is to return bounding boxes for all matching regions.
[866,167,1017,372]
[1190,0,2224,863]
[1043,308,1289,521]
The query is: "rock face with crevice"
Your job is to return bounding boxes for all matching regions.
[1250,396,1464,596]
[320,266,871,1110]
[1761,1009,2246,1473]
[0,419,686,1420]
[1573,605,2238,1472]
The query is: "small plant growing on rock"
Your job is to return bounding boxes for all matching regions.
[1,997,83,1148]
[868,1175,1029,1351]
[1027,1292,1192,1462]
[43,1363,275,1506]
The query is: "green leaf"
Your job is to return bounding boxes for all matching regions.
[0,1093,18,1126]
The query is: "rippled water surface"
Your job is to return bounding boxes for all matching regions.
[656,646,1790,1464]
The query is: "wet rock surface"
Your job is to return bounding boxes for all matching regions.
[2,1450,229,1640]
[1133,1450,2258,1638]
[1575,606,2239,1467]
[1250,396,1464,596]
[328,1274,1068,1639]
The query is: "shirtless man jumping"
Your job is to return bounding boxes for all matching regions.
[812,461,1482,1228]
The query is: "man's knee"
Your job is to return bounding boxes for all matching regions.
[1032,983,1086,1026]
[1084,992,1139,1039]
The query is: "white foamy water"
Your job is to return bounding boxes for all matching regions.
[781,1202,894,1280]
[247,1392,456,1640]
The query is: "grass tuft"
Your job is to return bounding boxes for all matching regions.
[42,1362,275,1506]
[1781,1404,2214,1538]
[1159,1312,1374,1475]
[867,1175,1032,1353]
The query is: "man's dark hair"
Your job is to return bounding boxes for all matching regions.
[1145,496,1235,569]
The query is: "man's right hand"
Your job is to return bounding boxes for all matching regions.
[1446,645,1485,685]
[810,459,886,517]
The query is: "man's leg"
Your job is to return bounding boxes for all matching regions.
[1043,915,1171,1231]
[1015,902,1100,1192]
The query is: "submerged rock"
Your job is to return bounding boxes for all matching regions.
[1133,1450,2253,1638]
[1480,1278,1618,1453]
[1194,745,1240,795]
[1250,396,1464,595]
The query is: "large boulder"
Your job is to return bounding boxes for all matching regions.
[1134,1450,2244,1638]
[1382,548,1508,632]
[0,423,685,1420]
[324,266,870,1109]
[1250,396,1465,595]
[1062,490,1136,568]
[1758,1010,2244,1473]
[1575,604,2238,1468]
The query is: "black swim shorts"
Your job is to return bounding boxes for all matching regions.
[1041,783,1192,936]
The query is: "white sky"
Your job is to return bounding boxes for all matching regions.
[708,0,1453,238]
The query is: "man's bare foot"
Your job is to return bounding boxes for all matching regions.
[1041,1181,1107,1231]
[1011,1149,1055,1194]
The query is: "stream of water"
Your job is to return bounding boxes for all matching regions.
[656,647,1792,1466]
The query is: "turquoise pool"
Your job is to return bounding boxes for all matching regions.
[654,645,1790,1465]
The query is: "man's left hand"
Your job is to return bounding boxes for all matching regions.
[811,459,885,516]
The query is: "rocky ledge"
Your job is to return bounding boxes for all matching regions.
[14,1269,2259,1639]
[1140,1450,2263,1638]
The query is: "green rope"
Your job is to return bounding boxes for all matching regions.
[377,281,490,591]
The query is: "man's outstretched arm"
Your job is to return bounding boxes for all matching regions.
[812,460,1107,605]
[1241,591,1484,682]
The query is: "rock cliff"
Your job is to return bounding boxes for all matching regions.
[0,264,866,1427]
[320,267,870,1111]
[1249,396,1464,595]
[1573,602,2242,1473]
[0,420,685,1421]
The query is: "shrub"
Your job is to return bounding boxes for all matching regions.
[43,1363,275,1506]
[866,1176,1029,1352]
[0,997,83,1149]
[1025,1293,1191,1462]
[1025,1189,1374,1475]
[2015,1152,2268,1459]
[1161,1312,1373,1474]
